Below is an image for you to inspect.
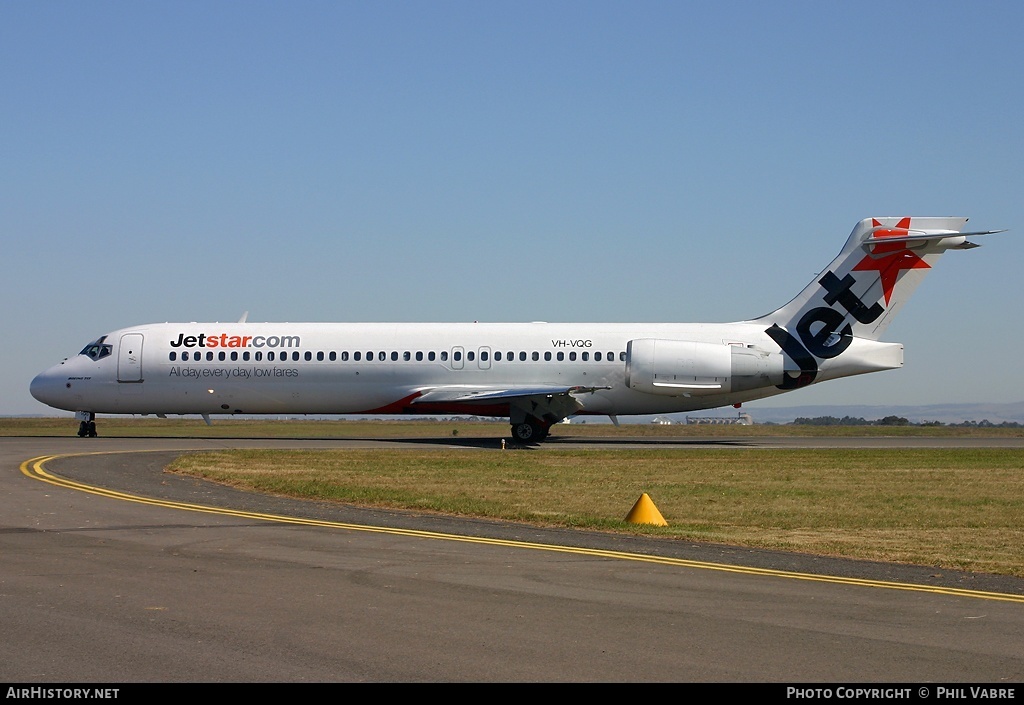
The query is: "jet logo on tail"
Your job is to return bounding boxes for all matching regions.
[853,217,930,304]
[763,217,928,389]
[765,260,884,389]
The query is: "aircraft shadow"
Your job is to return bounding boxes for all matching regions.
[26,433,758,449]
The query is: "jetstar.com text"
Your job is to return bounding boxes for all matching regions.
[170,333,301,349]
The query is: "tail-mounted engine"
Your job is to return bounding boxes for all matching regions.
[625,338,784,396]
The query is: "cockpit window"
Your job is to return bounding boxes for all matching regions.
[79,336,113,361]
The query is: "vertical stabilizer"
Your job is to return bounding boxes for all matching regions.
[748,216,1002,389]
[751,217,981,340]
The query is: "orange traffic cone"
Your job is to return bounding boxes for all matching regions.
[624,493,668,526]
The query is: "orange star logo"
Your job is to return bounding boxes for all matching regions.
[852,217,930,305]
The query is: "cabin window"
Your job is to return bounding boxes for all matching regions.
[317,351,324,361]
[428,351,436,361]
[440,351,448,361]
[243,351,250,361]
[415,351,423,361]
[329,351,336,361]
[594,352,602,361]
[569,352,576,361]
[390,351,398,361]
[531,352,539,361]
[519,351,527,361]
[619,351,626,361]
[169,352,176,361]
[353,352,361,361]
[582,352,589,361]
[481,350,489,362]
[181,351,190,361]
[341,351,349,361]
[256,351,263,361]
[467,351,475,362]
[453,350,462,362]
[556,352,564,361]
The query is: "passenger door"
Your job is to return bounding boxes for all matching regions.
[118,333,144,382]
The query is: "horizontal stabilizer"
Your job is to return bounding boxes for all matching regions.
[859,228,1007,252]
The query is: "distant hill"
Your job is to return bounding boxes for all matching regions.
[562,401,1024,425]
[739,401,1024,425]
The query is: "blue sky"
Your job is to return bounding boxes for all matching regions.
[3,1,1022,416]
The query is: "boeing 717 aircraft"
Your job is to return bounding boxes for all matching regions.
[31,217,1004,441]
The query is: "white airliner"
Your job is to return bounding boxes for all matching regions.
[31,217,1005,441]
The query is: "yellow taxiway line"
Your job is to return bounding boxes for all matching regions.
[21,452,1024,605]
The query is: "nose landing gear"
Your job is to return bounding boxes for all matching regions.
[76,412,97,438]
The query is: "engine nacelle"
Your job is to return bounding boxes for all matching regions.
[625,338,785,396]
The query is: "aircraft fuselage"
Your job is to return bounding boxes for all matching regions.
[32,321,809,418]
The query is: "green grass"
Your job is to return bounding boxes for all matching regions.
[166,445,1024,578]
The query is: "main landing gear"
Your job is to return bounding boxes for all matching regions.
[510,416,552,444]
[77,412,97,438]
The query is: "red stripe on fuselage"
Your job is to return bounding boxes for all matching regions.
[362,392,510,417]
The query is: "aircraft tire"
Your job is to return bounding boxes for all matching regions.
[511,421,541,444]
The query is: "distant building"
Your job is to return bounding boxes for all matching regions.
[651,416,674,425]
[686,412,753,425]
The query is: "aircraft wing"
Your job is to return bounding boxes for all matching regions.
[413,384,608,404]
[412,384,610,422]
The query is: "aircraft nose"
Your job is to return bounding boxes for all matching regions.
[30,367,65,408]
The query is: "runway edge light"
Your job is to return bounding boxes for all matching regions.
[624,493,667,526]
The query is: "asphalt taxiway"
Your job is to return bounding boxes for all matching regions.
[3,435,1023,682]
